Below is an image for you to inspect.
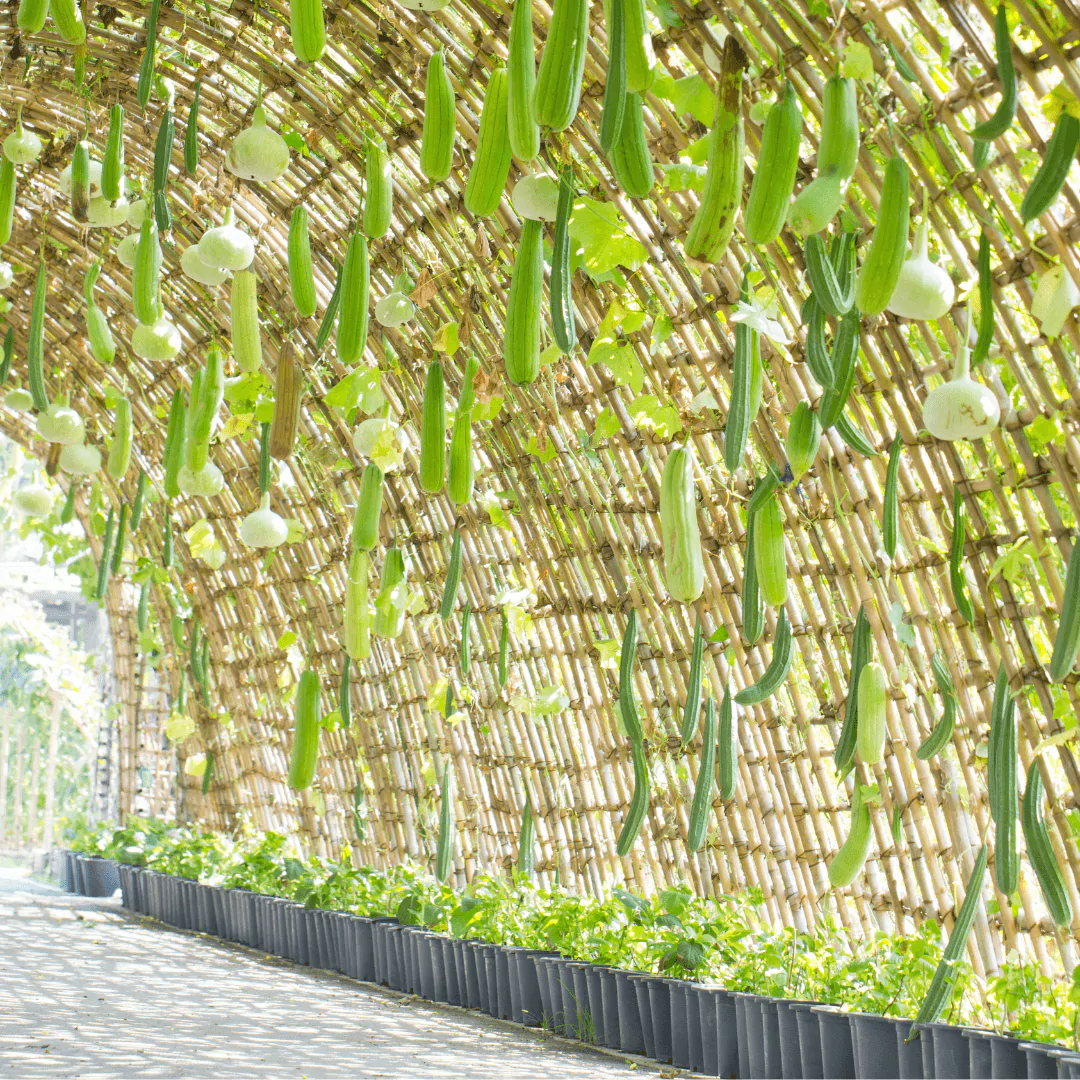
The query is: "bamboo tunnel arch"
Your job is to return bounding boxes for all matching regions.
[1,0,1079,996]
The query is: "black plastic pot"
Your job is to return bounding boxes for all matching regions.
[556,960,583,1039]
[736,993,767,1078]
[773,1000,805,1080]
[494,946,513,1020]
[572,964,593,1041]
[474,944,494,1015]
[450,939,468,1005]
[441,937,461,1006]
[632,975,656,1059]
[984,1031,1027,1079]
[431,933,451,1004]
[814,1007,856,1079]
[684,983,704,1074]
[925,1022,971,1079]
[415,930,434,999]
[1053,1050,1080,1078]
[535,957,556,1031]
[963,1029,992,1079]
[463,941,483,1011]
[760,997,784,1079]
[385,925,406,990]
[354,917,376,981]
[891,1017,924,1079]
[794,1002,824,1079]
[667,980,690,1069]
[849,1011,902,1078]
[1021,1041,1064,1079]
[599,968,621,1050]
[58,850,73,892]
[516,950,557,1027]
[484,945,499,1018]
[642,977,670,1064]
[372,920,387,984]
[585,965,608,1046]
[75,855,89,895]
[733,992,751,1079]
[615,970,646,1056]
[694,988,723,1077]
[306,907,325,968]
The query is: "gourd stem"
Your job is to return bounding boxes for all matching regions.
[951,341,971,383]
[258,492,271,512]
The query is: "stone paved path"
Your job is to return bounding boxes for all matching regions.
[0,880,667,1078]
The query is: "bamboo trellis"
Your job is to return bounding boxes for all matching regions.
[1,0,1079,994]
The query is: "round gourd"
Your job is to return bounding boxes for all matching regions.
[0,261,12,290]
[197,207,255,271]
[126,198,148,228]
[3,111,42,165]
[240,492,288,548]
[13,483,53,516]
[177,461,225,498]
[225,106,290,184]
[116,233,139,269]
[5,387,33,411]
[374,291,416,327]
[36,400,85,445]
[87,194,129,229]
[181,244,231,286]
[512,173,559,220]
[132,316,182,361]
[59,442,102,475]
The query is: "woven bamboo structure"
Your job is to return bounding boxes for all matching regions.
[1,0,1079,993]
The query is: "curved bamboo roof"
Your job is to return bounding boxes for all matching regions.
[2,0,1079,989]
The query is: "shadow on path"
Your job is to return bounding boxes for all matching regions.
[0,887,665,1078]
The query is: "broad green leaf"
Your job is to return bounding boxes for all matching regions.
[569,197,647,278]
[842,41,875,81]
[629,394,683,439]
[594,408,621,441]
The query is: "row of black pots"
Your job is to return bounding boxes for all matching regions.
[55,849,121,898]
[97,856,1077,1080]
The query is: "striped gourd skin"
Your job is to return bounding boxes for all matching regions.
[817,76,859,179]
[609,92,654,199]
[717,686,737,800]
[503,219,544,386]
[460,601,472,674]
[678,620,704,745]
[615,740,649,855]
[50,0,85,45]
[816,310,860,429]
[1022,760,1073,928]
[95,507,115,601]
[855,661,887,764]
[185,82,200,175]
[623,0,655,92]
[687,695,717,852]
[110,503,128,574]
[101,105,125,203]
[131,470,147,530]
[949,486,974,623]
[343,549,372,661]
[288,206,317,318]
[339,656,352,731]
[106,398,132,481]
[374,546,407,639]
[133,219,163,325]
[785,402,821,481]
[743,81,802,246]
[913,845,987,1024]
[684,37,746,262]
[421,50,456,182]
[337,231,370,366]
[447,357,479,505]
[1021,113,1080,222]
[136,0,161,110]
[269,344,303,460]
[435,767,455,881]
[231,269,264,373]
[828,786,873,887]
[804,233,854,318]
[290,0,326,63]
[86,301,116,365]
[618,609,643,745]
[187,347,224,472]
[288,670,322,791]
[1050,538,1080,681]
[854,155,910,317]
[599,0,626,154]
[27,258,48,411]
[533,0,589,132]
[788,170,845,237]
[0,159,15,245]
[440,528,463,620]
[351,464,384,553]
[363,139,393,239]
[162,388,187,499]
[917,653,957,761]
[832,604,869,772]
[71,140,90,222]
[507,0,540,161]
[970,5,1016,142]
[881,434,902,560]
[724,273,759,471]
[753,496,787,608]
[16,0,48,34]
[733,609,793,705]
[741,509,764,646]
[420,360,446,493]
[464,68,513,217]
[550,168,576,354]
[659,446,704,604]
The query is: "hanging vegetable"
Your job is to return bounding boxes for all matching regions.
[659,445,704,604]
[678,620,704,746]
[517,794,535,876]
[833,605,871,774]
[420,50,455,182]
[921,339,1000,441]
[464,68,513,217]
[362,136,392,239]
[184,81,201,174]
[550,167,577,354]
[969,6,1016,147]
[351,464,384,553]
[101,105,125,203]
[70,137,91,223]
[854,155,910,317]
[734,610,794,705]
[241,422,288,549]
[373,546,408,639]
[419,360,446,494]
[1022,760,1073,928]
[687,695,717,852]
[917,653,957,761]
[507,0,540,161]
[269,342,303,460]
[337,228,370,366]
[1020,112,1080,223]
[743,81,802,246]
[198,207,255,271]
[503,219,544,385]
[343,549,372,661]
[3,107,43,164]
[684,36,747,263]
[290,0,325,63]
[599,0,626,154]
[447,357,480,506]
[84,261,116,365]
[828,784,881,887]
[949,487,975,624]
[106,397,132,481]
[231,269,263,372]
[287,669,322,791]
[136,0,161,109]
[887,199,955,321]
[153,103,174,231]
[226,95,290,184]
[533,0,589,132]
[435,765,455,881]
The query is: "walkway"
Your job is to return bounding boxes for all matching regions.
[0,877,665,1078]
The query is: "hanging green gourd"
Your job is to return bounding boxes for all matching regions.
[95,506,116,602]
[131,469,147,531]
[464,68,513,218]
[287,206,317,318]
[550,167,576,355]
[420,50,455,182]
[84,262,116,366]
[0,158,15,245]
[71,137,90,223]
[343,549,372,661]
[447,357,480,506]
[101,105,125,204]
[507,0,539,162]
[110,503,128,575]
[162,388,187,501]
[374,546,408,639]
[288,669,322,791]
[290,0,325,63]
[503,220,544,385]
[153,103,175,232]
[268,342,303,460]
[184,81,201,175]
[106,397,132,481]
[435,765,455,881]
[136,0,162,109]
[363,137,392,239]
[231,269,263,373]
[132,218,163,326]
[599,0,626,153]
[337,227,370,367]
[420,360,446,494]
[517,794,535,876]
[240,422,288,549]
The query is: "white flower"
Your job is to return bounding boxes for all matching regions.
[731,297,791,346]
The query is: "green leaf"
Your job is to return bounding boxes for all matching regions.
[628,394,683,440]
[276,630,297,649]
[325,368,385,415]
[652,71,715,125]
[432,322,460,355]
[842,41,875,81]
[472,395,503,423]
[594,408,621,441]
[660,162,707,193]
[569,198,647,279]
[526,434,557,462]
[888,601,916,648]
